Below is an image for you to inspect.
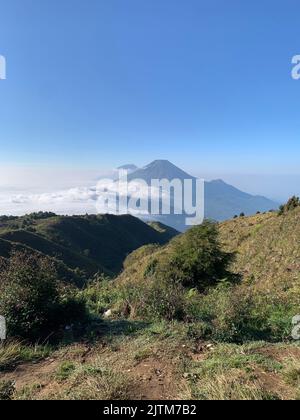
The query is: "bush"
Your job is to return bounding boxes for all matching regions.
[109,221,240,322]
[81,275,123,316]
[0,252,86,340]
[105,274,185,321]
[156,221,238,292]
[278,196,300,215]
[183,282,298,343]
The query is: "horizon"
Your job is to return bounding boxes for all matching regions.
[1,1,300,213]
[0,159,283,218]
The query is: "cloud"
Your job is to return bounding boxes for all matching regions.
[0,175,174,217]
[0,165,119,215]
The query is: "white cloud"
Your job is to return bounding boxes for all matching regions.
[0,165,117,215]
[0,169,175,217]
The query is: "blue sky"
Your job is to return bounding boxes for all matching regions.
[0,0,300,200]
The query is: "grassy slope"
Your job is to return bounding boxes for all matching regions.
[0,213,178,279]
[219,208,300,293]
[0,237,84,286]
[117,208,300,294]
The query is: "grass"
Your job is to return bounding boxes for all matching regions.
[282,356,300,388]
[219,208,300,295]
[53,360,132,400]
[1,322,300,400]
[182,342,287,400]
[0,340,51,372]
[56,361,76,381]
[0,380,15,400]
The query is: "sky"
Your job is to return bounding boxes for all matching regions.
[0,0,300,210]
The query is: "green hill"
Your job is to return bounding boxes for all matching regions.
[0,213,178,282]
[118,208,300,293]
[219,208,300,294]
[114,207,300,343]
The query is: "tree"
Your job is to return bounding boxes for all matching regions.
[158,221,238,292]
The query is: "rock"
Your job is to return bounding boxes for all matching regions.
[103,309,112,319]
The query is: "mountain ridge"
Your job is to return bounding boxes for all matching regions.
[0,213,178,284]
[122,160,278,229]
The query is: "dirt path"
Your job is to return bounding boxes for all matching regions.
[128,356,181,400]
[0,347,183,400]
[0,358,60,396]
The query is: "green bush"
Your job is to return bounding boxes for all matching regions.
[0,252,86,340]
[107,275,183,321]
[278,196,300,215]
[183,282,298,343]
[81,275,123,316]
[156,221,238,292]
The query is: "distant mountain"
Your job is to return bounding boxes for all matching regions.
[128,160,192,183]
[118,164,139,173]
[125,160,278,230]
[0,213,178,285]
[205,179,277,221]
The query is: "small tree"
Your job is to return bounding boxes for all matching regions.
[158,221,238,292]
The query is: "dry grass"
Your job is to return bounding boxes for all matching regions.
[1,324,300,400]
[219,209,300,295]
[0,340,50,372]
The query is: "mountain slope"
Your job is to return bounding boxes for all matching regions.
[117,208,300,294]
[0,213,178,281]
[205,179,277,221]
[219,208,300,293]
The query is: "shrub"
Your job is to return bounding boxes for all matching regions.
[157,221,238,292]
[278,196,300,215]
[183,281,298,343]
[0,251,86,340]
[114,275,185,321]
[112,221,240,322]
[82,275,122,316]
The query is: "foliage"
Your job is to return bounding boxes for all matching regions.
[0,251,86,340]
[156,221,238,291]
[0,213,178,280]
[184,282,297,343]
[278,196,300,215]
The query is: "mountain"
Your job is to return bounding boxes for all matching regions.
[125,160,278,230]
[118,164,139,173]
[205,179,277,221]
[0,213,178,284]
[127,160,193,183]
